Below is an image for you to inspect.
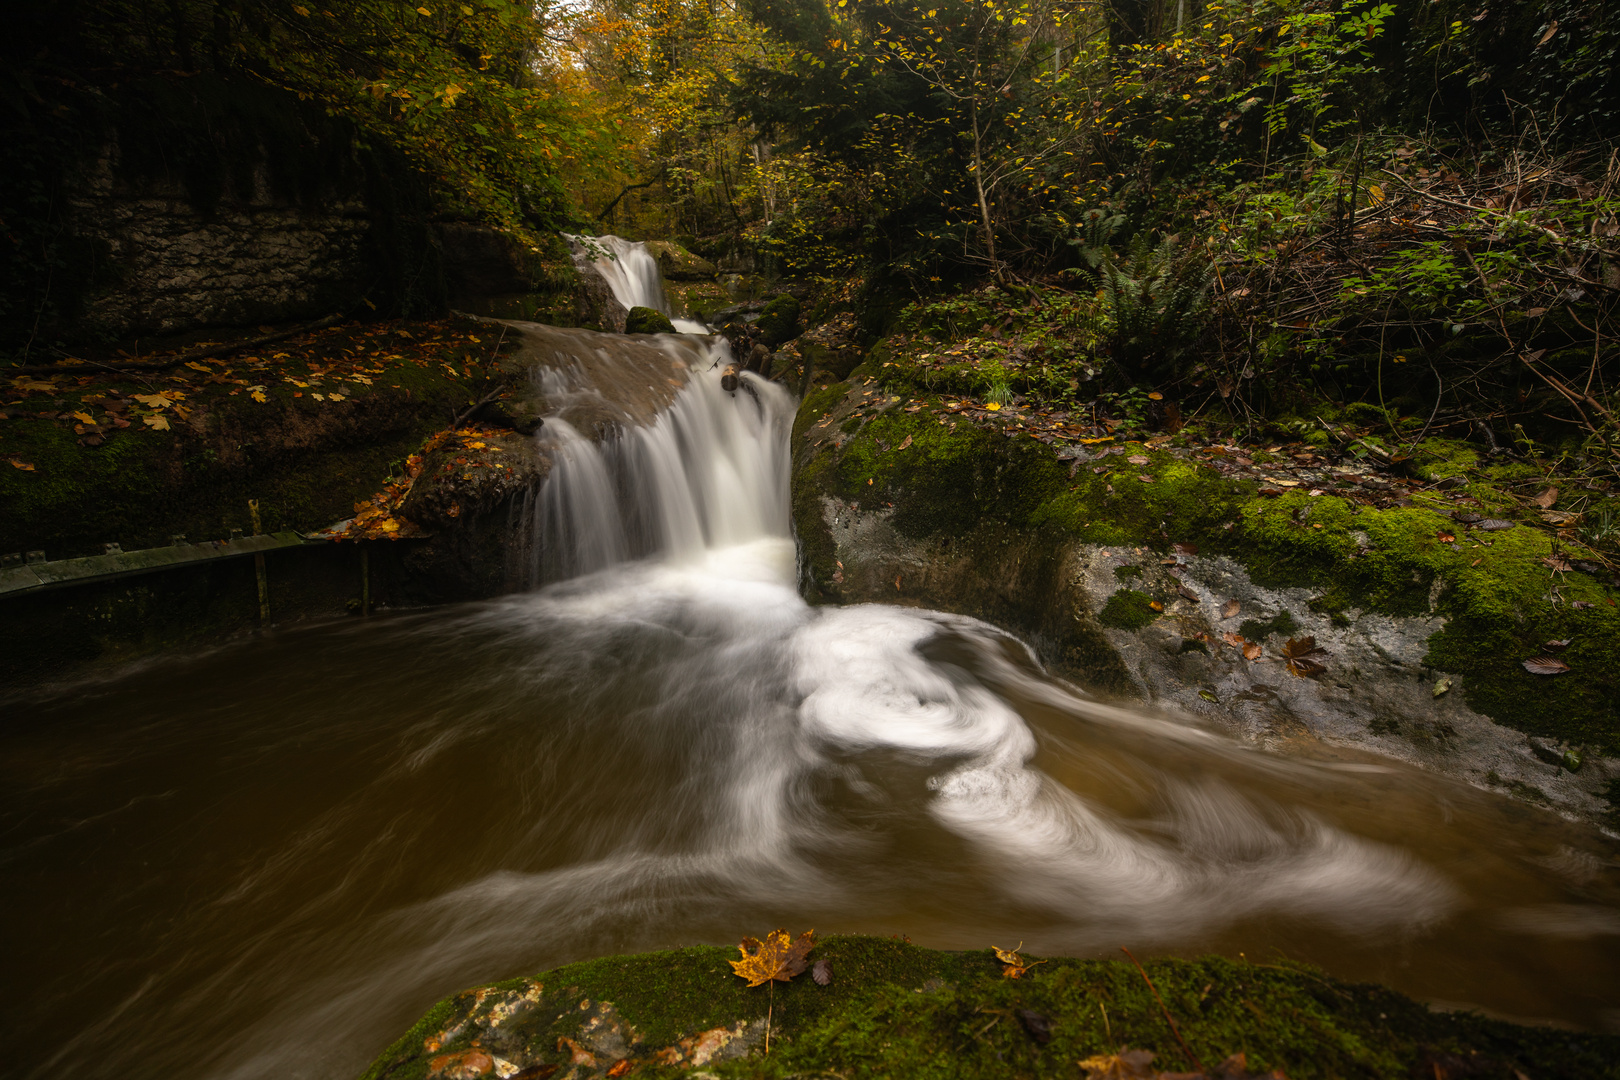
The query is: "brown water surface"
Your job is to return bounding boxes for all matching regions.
[2,545,1617,1080]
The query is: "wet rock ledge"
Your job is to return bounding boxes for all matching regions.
[360,937,1619,1080]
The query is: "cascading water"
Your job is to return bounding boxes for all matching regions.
[2,327,1618,1080]
[524,349,792,583]
[568,234,710,334]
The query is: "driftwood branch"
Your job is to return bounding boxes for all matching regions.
[6,313,345,377]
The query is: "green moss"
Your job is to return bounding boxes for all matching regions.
[1114,564,1144,580]
[362,938,1620,1080]
[756,294,802,347]
[1238,610,1299,642]
[1100,588,1160,629]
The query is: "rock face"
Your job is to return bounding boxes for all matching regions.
[793,373,1620,826]
[643,240,717,280]
[64,149,373,339]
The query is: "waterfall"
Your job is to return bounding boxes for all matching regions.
[524,352,795,584]
[568,234,710,334]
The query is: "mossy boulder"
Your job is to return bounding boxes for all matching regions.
[361,937,1620,1080]
[643,240,717,281]
[756,294,802,347]
[624,306,677,335]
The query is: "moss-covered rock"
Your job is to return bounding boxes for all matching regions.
[624,306,677,335]
[792,370,1620,819]
[361,937,1620,1080]
[756,294,802,347]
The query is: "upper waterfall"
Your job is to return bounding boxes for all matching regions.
[568,235,709,335]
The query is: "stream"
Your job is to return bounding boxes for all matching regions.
[3,265,1620,1080]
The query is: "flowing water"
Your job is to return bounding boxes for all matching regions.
[4,357,1620,1080]
[569,235,711,335]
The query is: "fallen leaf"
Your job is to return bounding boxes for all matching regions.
[1542,555,1571,572]
[897,434,913,450]
[1222,631,1245,647]
[428,1050,494,1080]
[730,929,815,987]
[1177,585,1199,602]
[71,410,95,424]
[1572,600,1595,609]
[1473,519,1514,530]
[1533,487,1558,509]
[985,402,1001,411]
[1148,600,1164,611]
[1242,642,1263,660]
[1522,656,1570,675]
[1537,18,1558,46]
[132,393,174,409]
[1173,541,1198,556]
[1222,599,1241,619]
[1138,474,1155,483]
[993,943,1046,979]
[605,1061,632,1078]
[1078,1049,1160,1080]
[10,459,36,471]
[1545,638,1571,649]
[812,959,832,986]
[1438,532,1455,543]
[1128,454,1151,465]
[1017,1009,1053,1044]
[143,414,171,431]
[1433,677,1452,698]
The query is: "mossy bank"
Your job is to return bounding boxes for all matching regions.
[361,937,1619,1080]
[792,366,1620,825]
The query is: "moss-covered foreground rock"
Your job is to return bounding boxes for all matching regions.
[361,938,1618,1080]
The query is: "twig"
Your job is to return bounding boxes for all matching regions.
[6,313,345,376]
[1121,947,1204,1075]
[453,384,509,429]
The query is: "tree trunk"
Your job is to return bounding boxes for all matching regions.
[969,97,1002,280]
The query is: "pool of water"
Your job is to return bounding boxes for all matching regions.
[3,538,1618,1080]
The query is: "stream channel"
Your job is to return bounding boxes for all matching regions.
[3,252,1620,1080]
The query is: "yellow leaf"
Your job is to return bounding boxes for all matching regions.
[293,4,309,13]
[312,393,326,401]
[143,414,171,431]
[72,410,95,424]
[416,5,432,14]
[250,390,268,403]
[132,393,173,409]
[185,361,213,372]
[985,402,1001,411]
[1366,183,1384,203]
[730,929,815,988]
[10,460,35,471]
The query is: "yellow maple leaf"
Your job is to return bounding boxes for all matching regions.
[984,401,1002,411]
[729,929,815,988]
[72,410,95,424]
[143,414,171,431]
[132,393,173,409]
[249,387,268,403]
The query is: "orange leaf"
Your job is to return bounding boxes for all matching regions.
[730,929,815,987]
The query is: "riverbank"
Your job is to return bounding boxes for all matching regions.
[361,936,1620,1080]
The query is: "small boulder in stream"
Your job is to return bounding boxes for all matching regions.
[624,306,677,335]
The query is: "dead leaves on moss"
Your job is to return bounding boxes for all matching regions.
[993,943,1046,979]
[1080,1049,1286,1080]
[730,929,815,987]
[313,424,508,541]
